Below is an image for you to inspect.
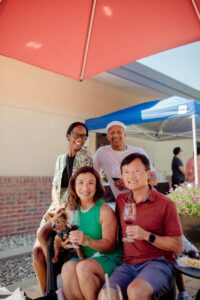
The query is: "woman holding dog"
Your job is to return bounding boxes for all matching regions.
[33,122,93,294]
[61,166,122,300]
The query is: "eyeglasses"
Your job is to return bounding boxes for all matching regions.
[70,131,88,139]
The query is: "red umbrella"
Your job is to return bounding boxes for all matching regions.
[0,0,200,81]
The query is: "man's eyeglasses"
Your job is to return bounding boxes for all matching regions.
[70,131,88,139]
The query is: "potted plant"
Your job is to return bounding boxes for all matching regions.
[168,184,200,244]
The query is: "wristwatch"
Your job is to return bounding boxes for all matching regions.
[148,233,156,244]
[83,236,90,246]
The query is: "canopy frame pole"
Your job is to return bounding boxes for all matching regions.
[80,0,97,81]
[191,0,200,21]
[192,114,198,185]
[132,125,155,140]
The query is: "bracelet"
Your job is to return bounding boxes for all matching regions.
[82,236,90,246]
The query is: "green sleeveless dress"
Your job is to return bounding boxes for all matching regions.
[72,199,122,275]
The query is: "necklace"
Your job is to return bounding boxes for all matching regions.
[80,202,95,213]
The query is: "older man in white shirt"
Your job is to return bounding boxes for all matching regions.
[93,121,157,199]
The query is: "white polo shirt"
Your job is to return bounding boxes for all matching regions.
[93,145,154,198]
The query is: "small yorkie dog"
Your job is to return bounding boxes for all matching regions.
[47,210,84,263]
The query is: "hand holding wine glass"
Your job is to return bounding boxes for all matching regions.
[122,202,136,243]
[68,210,80,248]
[111,167,120,182]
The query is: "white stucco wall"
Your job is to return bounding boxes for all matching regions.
[0,55,157,176]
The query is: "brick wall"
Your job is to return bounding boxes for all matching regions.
[0,177,52,237]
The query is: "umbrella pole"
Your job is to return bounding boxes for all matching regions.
[80,0,97,81]
[192,114,198,186]
[191,0,200,21]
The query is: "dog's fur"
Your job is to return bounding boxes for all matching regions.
[47,210,84,263]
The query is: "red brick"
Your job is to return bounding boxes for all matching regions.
[0,176,52,236]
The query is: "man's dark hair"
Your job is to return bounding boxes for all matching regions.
[173,147,181,155]
[66,122,88,136]
[120,153,150,172]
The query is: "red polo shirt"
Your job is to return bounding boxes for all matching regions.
[116,188,182,265]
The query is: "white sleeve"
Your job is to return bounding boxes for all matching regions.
[51,185,60,210]
[93,148,102,172]
[138,148,155,171]
[52,155,61,187]
[51,155,61,209]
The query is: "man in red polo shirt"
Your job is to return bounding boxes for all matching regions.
[100,153,183,300]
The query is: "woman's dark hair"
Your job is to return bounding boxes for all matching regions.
[66,122,88,136]
[120,153,150,172]
[67,166,104,209]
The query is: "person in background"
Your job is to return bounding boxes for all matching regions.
[99,153,183,300]
[186,142,200,185]
[93,121,157,199]
[171,147,186,189]
[61,166,122,300]
[32,122,93,295]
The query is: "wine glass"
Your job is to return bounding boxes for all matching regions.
[111,167,120,182]
[101,289,121,300]
[101,274,122,300]
[122,202,136,243]
[68,210,80,248]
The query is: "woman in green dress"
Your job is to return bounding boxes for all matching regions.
[61,166,122,300]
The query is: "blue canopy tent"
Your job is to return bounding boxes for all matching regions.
[86,96,200,185]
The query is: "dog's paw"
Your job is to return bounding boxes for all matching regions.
[61,238,71,249]
[45,211,55,221]
[52,256,58,263]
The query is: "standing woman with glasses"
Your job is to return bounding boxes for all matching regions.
[33,122,93,295]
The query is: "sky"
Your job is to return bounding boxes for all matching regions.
[138,41,200,92]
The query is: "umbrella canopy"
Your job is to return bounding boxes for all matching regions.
[0,0,200,80]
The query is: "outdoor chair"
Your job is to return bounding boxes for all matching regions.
[46,235,63,295]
